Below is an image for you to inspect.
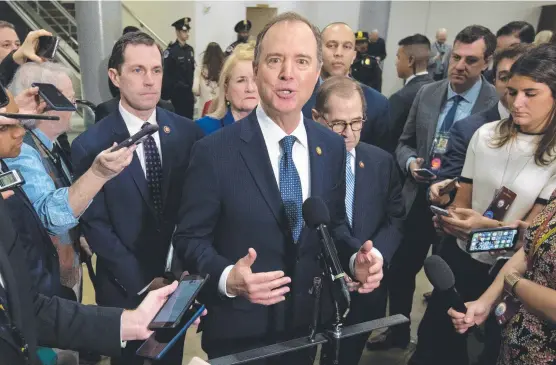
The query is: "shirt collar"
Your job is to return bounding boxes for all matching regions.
[32,127,54,151]
[118,101,157,133]
[447,77,482,104]
[255,105,307,149]
[498,101,510,120]
[405,71,429,85]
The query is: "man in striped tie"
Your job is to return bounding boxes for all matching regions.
[312,75,405,365]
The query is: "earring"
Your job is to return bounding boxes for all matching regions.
[226,100,230,107]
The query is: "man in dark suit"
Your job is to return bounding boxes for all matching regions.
[302,22,391,152]
[173,12,384,364]
[72,32,204,364]
[95,97,174,123]
[389,34,435,149]
[369,25,499,351]
[0,110,186,365]
[312,76,405,365]
[432,43,530,183]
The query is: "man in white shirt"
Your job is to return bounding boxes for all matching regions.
[173,12,384,364]
[71,31,204,365]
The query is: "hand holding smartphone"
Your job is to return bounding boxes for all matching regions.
[430,205,451,217]
[414,168,436,179]
[467,227,519,253]
[31,83,76,112]
[112,124,159,152]
[439,177,459,196]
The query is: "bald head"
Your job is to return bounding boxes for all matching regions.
[436,28,448,44]
[321,23,357,78]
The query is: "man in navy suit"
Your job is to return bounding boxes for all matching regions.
[173,12,384,364]
[71,32,204,365]
[302,23,391,152]
[312,76,405,365]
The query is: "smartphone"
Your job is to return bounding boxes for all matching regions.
[467,227,519,253]
[0,170,25,192]
[31,83,76,112]
[430,205,451,217]
[414,168,436,179]
[111,124,159,152]
[0,85,9,108]
[37,36,60,60]
[439,177,459,196]
[137,303,205,360]
[0,112,60,121]
[148,274,208,330]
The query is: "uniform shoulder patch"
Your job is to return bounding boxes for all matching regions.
[163,49,170,59]
[364,57,371,65]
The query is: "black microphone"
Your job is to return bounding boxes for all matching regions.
[302,197,351,318]
[424,255,480,332]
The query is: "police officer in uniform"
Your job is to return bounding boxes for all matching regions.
[162,17,195,119]
[224,20,252,57]
[351,31,382,92]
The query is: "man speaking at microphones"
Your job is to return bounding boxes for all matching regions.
[312,76,405,365]
[173,12,384,364]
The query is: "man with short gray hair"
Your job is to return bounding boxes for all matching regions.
[428,28,452,81]
[367,29,387,62]
[173,11,384,363]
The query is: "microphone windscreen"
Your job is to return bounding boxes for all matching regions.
[302,197,330,228]
[424,255,456,291]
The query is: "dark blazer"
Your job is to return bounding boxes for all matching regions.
[172,109,360,348]
[395,77,499,212]
[437,103,501,180]
[302,80,391,152]
[94,97,175,123]
[0,196,122,365]
[351,143,405,264]
[389,73,435,148]
[71,107,204,308]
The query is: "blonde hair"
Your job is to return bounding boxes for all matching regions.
[207,42,255,119]
[535,30,554,45]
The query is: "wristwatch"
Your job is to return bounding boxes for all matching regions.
[504,272,522,297]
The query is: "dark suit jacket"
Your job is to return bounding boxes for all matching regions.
[389,74,435,148]
[173,109,360,346]
[72,107,204,308]
[351,143,404,265]
[395,77,499,212]
[302,80,391,152]
[94,97,175,123]
[0,196,122,365]
[437,103,501,180]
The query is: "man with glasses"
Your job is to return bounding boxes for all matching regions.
[312,76,404,365]
[302,22,391,152]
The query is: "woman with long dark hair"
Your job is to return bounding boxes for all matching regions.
[444,43,556,365]
[193,42,224,117]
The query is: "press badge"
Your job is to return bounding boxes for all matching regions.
[483,186,517,221]
[430,132,450,172]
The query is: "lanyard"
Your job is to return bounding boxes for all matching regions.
[28,131,72,187]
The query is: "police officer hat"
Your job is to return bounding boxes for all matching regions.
[172,17,192,31]
[355,31,369,42]
[234,20,252,33]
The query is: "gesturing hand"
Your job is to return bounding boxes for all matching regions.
[227,248,291,305]
[353,240,384,294]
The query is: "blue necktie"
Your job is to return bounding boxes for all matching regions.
[441,95,463,132]
[345,151,355,227]
[279,135,303,243]
[142,122,163,215]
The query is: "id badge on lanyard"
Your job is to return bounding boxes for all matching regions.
[429,131,450,172]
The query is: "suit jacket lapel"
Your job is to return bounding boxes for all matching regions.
[425,80,449,153]
[352,146,368,238]
[112,112,156,216]
[157,110,173,205]
[239,113,286,231]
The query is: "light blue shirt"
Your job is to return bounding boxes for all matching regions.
[406,77,483,171]
[4,128,79,235]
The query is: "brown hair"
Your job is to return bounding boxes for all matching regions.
[314,76,367,117]
[254,12,322,67]
[491,43,556,166]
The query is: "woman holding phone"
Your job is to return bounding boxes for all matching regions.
[411,43,556,365]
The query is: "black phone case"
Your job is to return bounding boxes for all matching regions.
[32,83,76,112]
[112,124,159,151]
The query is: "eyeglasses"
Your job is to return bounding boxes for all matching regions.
[322,116,366,133]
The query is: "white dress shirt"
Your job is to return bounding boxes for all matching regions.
[218,106,310,296]
[118,102,162,176]
[498,101,510,120]
[405,71,429,85]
